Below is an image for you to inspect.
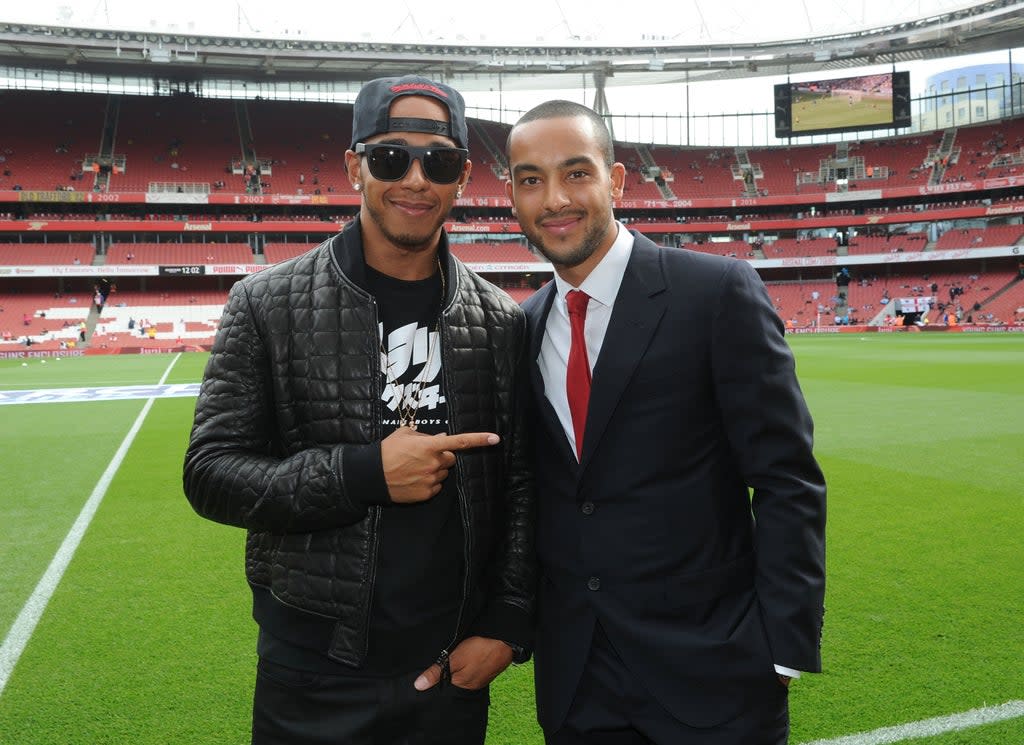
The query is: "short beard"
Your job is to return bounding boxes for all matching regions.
[528,215,609,270]
[364,199,448,252]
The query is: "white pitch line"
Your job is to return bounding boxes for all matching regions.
[0,354,182,698]
[805,699,1024,745]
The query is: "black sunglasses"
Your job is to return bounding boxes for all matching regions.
[355,142,468,185]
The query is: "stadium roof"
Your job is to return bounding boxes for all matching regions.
[0,0,1022,91]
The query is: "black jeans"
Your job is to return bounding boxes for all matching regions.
[252,658,489,745]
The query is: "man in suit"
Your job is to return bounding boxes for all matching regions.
[505,100,826,744]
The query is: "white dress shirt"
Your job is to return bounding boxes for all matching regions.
[537,222,632,461]
[535,221,802,681]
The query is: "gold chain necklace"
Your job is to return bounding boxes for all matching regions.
[378,255,446,431]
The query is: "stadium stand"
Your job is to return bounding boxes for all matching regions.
[0,289,91,345]
[263,242,320,264]
[104,242,255,265]
[110,94,240,193]
[846,234,930,255]
[246,99,355,196]
[0,242,96,265]
[933,225,1024,250]
[979,276,1024,324]
[855,133,942,187]
[762,237,839,258]
[762,280,838,325]
[683,239,753,257]
[938,119,1024,184]
[3,90,1023,352]
[463,120,512,198]
[659,147,751,198]
[0,91,107,193]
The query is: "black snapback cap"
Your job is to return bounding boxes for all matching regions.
[350,75,468,149]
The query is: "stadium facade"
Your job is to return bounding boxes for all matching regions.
[1,6,1022,356]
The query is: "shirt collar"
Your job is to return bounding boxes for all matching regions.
[552,221,632,308]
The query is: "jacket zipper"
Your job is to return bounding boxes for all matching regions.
[358,296,383,661]
[437,276,473,679]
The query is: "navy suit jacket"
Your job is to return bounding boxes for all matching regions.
[522,231,826,731]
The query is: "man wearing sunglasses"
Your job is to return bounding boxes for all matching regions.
[185,75,535,744]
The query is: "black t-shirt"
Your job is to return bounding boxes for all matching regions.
[257,262,465,677]
[364,264,464,672]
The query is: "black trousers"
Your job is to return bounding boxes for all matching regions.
[251,658,489,745]
[545,625,789,745]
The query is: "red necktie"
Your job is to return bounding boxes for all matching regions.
[566,290,591,460]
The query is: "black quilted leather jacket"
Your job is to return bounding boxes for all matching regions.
[183,219,535,666]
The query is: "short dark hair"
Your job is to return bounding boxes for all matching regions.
[507,100,615,167]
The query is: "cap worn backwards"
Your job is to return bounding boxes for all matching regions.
[350,75,468,149]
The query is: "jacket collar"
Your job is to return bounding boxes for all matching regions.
[330,215,456,308]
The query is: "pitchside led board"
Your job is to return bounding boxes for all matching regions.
[774,71,911,138]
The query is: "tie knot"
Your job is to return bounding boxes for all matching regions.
[567,290,590,317]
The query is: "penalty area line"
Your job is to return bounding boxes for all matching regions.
[0,354,182,698]
[805,699,1024,745]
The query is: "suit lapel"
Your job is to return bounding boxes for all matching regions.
[579,236,667,471]
[525,282,555,396]
[525,284,578,464]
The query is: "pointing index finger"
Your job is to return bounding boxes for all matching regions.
[436,432,500,451]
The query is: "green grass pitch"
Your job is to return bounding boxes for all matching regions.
[0,334,1022,743]
[792,91,892,132]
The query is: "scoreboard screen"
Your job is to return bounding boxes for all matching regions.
[160,265,206,276]
[775,71,911,138]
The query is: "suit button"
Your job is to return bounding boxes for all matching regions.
[587,577,601,591]
[581,501,595,515]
